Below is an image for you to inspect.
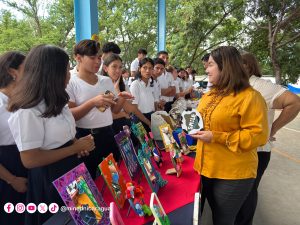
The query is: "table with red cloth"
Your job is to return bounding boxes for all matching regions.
[95,150,200,225]
[44,152,200,225]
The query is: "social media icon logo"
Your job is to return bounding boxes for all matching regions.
[26,203,37,213]
[15,203,26,213]
[38,203,48,214]
[49,203,59,214]
[4,203,14,213]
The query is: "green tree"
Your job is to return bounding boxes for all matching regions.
[0,10,35,52]
[98,0,157,69]
[246,0,300,84]
[167,0,247,73]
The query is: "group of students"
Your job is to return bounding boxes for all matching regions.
[0,40,299,225]
[0,39,196,225]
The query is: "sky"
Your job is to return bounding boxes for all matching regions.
[0,0,53,19]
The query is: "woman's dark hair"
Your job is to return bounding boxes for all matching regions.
[201,53,210,62]
[210,46,250,95]
[74,39,101,56]
[242,52,262,78]
[0,51,25,88]
[102,53,125,92]
[136,57,154,87]
[8,45,70,118]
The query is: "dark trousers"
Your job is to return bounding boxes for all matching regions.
[142,112,153,133]
[200,176,255,225]
[76,126,120,180]
[235,152,271,225]
[164,101,173,113]
[0,145,27,225]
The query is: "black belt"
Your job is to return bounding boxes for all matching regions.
[90,125,112,135]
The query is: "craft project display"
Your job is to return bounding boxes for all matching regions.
[150,192,171,225]
[125,181,152,217]
[114,130,140,180]
[53,163,109,225]
[99,154,127,209]
[159,124,183,177]
[131,121,163,168]
[177,132,191,155]
[181,109,204,134]
[137,143,167,193]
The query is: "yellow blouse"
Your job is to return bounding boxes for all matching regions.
[194,87,268,179]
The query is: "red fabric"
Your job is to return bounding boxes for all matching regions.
[95,151,200,225]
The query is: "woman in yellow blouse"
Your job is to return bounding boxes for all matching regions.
[190,46,268,225]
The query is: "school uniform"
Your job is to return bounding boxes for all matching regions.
[0,92,27,225]
[66,75,120,179]
[130,79,155,131]
[8,101,79,225]
[157,71,175,112]
[153,79,161,103]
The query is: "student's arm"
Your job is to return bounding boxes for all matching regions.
[112,111,130,120]
[161,86,176,97]
[20,136,95,169]
[123,101,151,127]
[0,164,27,193]
[270,91,300,138]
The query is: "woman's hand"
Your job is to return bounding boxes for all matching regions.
[72,135,95,158]
[10,176,27,193]
[190,130,213,143]
[118,91,134,100]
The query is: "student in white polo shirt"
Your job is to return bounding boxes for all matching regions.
[152,58,166,110]
[130,48,147,78]
[0,51,27,225]
[7,45,95,225]
[156,51,176,112]
[67,40,133,179]
[130,58,155,131]
[102,53,150,137]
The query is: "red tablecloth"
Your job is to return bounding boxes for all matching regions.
[95,151,200,224]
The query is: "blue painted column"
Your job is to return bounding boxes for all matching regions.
[157,0,166,52]
[74,0,98,43]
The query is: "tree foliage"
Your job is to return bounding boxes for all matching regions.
[0,0,299,83]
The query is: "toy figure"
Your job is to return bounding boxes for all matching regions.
[108,160,121,199]
[125,182,152,217]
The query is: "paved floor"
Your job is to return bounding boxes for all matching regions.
[201,111,300,225]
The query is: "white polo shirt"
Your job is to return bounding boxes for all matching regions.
[66,75,116,129]
[130,58,139,73]
[8,102,76,151]
[157,71,175,102]
[183,79,193,90]
[173,78,181,94]
[70,66,79,77]
[153,79,161,102]
[130,79,155,113]
[250,75,286,152]
[0,92,15,145]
